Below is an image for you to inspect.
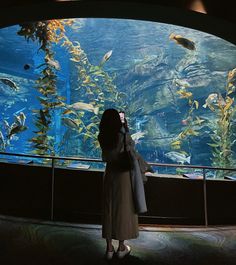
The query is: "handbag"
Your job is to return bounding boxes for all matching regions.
[118,133,134,171]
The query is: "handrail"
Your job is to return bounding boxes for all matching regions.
[0,151,236,171]
[1,151,236,226]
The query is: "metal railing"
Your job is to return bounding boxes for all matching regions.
[1,151,236,226]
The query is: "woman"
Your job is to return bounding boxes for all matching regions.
[98,109,147,260]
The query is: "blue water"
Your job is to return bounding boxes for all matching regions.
[0,18,236,176]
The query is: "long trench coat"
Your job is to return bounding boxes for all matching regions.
[101,128,147,240]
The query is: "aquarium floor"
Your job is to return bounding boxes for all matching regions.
[0,215,236,265]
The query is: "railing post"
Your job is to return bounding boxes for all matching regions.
[50,158,55,221]
[202,168,208,226]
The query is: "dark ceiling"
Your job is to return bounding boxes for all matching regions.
[1,0,236,24]
[0,0,235,44]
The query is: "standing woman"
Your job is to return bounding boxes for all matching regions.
[98,109,146,260]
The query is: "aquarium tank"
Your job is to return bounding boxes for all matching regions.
[0,18,236,178]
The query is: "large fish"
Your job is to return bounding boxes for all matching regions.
[169,33,196,51]
[165,151,191,164]
[0,78,19,91]
[68,102,99,115]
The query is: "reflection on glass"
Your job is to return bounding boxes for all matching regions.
[0,18,236,179]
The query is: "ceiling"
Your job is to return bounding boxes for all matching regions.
[0,0,235,44]
[1,0,235,22]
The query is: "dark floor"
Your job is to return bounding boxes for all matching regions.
[1,215,236,265]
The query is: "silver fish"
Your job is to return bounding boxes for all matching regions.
[165,151,191,164]
[62,117,79,130]
[202,93,218,110]
[14,114,22,126]
[3,120,11,135]
[19,112,26,126]
[68,102,99,115]
[13,112,26,126]
[0,131,5,149]
[0,78,19,91]
[46,58,60,70]
[100,50,113,66]
[131,131,146,143]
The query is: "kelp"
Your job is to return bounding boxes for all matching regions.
[59,34,127,153]
[171,86,203,153]
[17,20,72,156]
[18,19,127,157]
[206,72,236,178]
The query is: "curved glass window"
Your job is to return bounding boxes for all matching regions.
[0,18,236,177]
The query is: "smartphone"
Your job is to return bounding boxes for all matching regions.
[119,112,125,123]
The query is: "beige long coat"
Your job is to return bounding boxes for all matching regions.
[101,131,139,240]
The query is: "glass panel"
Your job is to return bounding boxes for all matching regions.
[0,18,236,178]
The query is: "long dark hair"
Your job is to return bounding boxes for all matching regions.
[98,108,122,150]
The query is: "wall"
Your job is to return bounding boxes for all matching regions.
[0,162,236,225]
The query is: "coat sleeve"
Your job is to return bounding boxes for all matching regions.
[124,132,135,151]
[125,132,153,182]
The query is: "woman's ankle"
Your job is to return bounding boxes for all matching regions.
[118,244,125,251]
[107,245,113,252]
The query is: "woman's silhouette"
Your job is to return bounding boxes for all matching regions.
[98,108,145,260]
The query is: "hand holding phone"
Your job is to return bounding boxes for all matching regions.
[119,112,125,123]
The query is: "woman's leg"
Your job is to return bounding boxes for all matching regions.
[106,238,113,252]
[118,240,126,251]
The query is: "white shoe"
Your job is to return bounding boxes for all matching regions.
[105,246,115,260]
[117,245,131,259]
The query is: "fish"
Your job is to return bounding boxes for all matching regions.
[24,64,31,70]
[68,102,99,115]
[164,151,191,164]
[169,33,196,51]
[37,58,61,70]
[174,78,191,88]
[0,78,19,91]
[0,131,5,150]
[19,112,26,126]
[7,124,27,139]
[131,131,146,143]
[45,57,60,70]
[100,50,113,66]
[13,114,22,126]
[3,120,11,135]
[202,93,218,110]
[39,109,48,126]
[62,117,80,130]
